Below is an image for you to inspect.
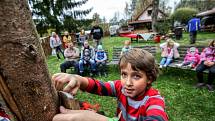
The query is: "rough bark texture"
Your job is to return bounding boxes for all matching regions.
[0,0,59,121]
[152,0,159,32]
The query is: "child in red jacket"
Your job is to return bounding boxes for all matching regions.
[52,48,168,121]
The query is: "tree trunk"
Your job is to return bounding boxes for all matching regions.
[0,0,59,121]
[152,0,159,32]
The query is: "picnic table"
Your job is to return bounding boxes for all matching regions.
[119,33,155,42]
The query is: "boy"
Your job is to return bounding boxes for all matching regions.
[52,48,168,121]
[95,45,108,77]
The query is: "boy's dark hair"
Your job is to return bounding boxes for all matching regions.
[119,48,159,82]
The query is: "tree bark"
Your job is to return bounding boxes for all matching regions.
[152,0,159,32]
[0,0,59,121]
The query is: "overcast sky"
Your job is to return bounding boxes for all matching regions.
[79,0,179,22]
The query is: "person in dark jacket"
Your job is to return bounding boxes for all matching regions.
[90,23,103,48]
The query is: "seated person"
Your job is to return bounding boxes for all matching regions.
[178,47,200,68]
[60,42,79,73]
[95,45,107,77]
[195,40,215,91]
[159,39,180,68]
[79,41,96,76]
[120,40,131,56]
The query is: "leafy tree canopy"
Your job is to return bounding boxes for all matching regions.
[29,0,92,35]
[171,7,198,24]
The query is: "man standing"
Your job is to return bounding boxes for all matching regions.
[187,16,201,44]
[90,23,103,48]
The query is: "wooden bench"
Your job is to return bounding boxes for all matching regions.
[164,45,208,72]
[108,45,157,65]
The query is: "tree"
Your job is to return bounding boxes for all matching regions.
[152,0,159,32]
[0,0,59,120]
[171,7,198,24]
[175,0,215,12]
[124,2,132,20]
[92,13,102,24]
[109,12,120,26]
[159,0,171,15]
[29,0,92,34]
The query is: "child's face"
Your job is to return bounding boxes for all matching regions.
[120,63,151,98]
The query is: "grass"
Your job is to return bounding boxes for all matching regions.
[47,32,215,121]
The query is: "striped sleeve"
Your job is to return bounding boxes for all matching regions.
[85,78,118,97]
[142,95,168,121]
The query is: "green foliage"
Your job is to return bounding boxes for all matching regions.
[155,20,171,35]
[171,7,198,24]
[29,0,92,34]
[175,0,215,12]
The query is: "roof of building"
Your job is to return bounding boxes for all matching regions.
[133,4,167,21]
[197,8,215,17]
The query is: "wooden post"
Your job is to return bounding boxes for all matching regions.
[0,0,59,121]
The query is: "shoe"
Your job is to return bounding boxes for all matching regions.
[187,64,192,68]
[205,84,214,92]
[175,63,183,67]
[195,83,205,89]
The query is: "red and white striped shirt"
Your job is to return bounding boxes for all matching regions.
[86,78,168,121]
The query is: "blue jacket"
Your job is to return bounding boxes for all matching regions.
[188,18,201,32]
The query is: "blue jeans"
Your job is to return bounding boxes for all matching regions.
[79,59,96,72]
[160,57,173,66]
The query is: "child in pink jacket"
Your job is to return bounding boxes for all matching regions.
[181,47,200,68]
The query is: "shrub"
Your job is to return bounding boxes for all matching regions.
[155,20,171,35]
[171,7,198,24]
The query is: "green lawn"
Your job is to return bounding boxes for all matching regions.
[47,32,215,121]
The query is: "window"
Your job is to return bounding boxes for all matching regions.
[147,10,152,16]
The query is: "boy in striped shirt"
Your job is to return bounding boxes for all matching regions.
[52,48,168,121]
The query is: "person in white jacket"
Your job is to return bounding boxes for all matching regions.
[50,32,65,60]
[159,39,180,68]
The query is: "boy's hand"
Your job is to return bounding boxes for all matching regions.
[53,106,108,121]
[52,73,80,95]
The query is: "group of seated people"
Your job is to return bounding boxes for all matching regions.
[159,39,215,91]
[60,41,108,77]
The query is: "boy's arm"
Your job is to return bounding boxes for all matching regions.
[52,73,118,97]
[85,78,118,97]
[140,95,168,121]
